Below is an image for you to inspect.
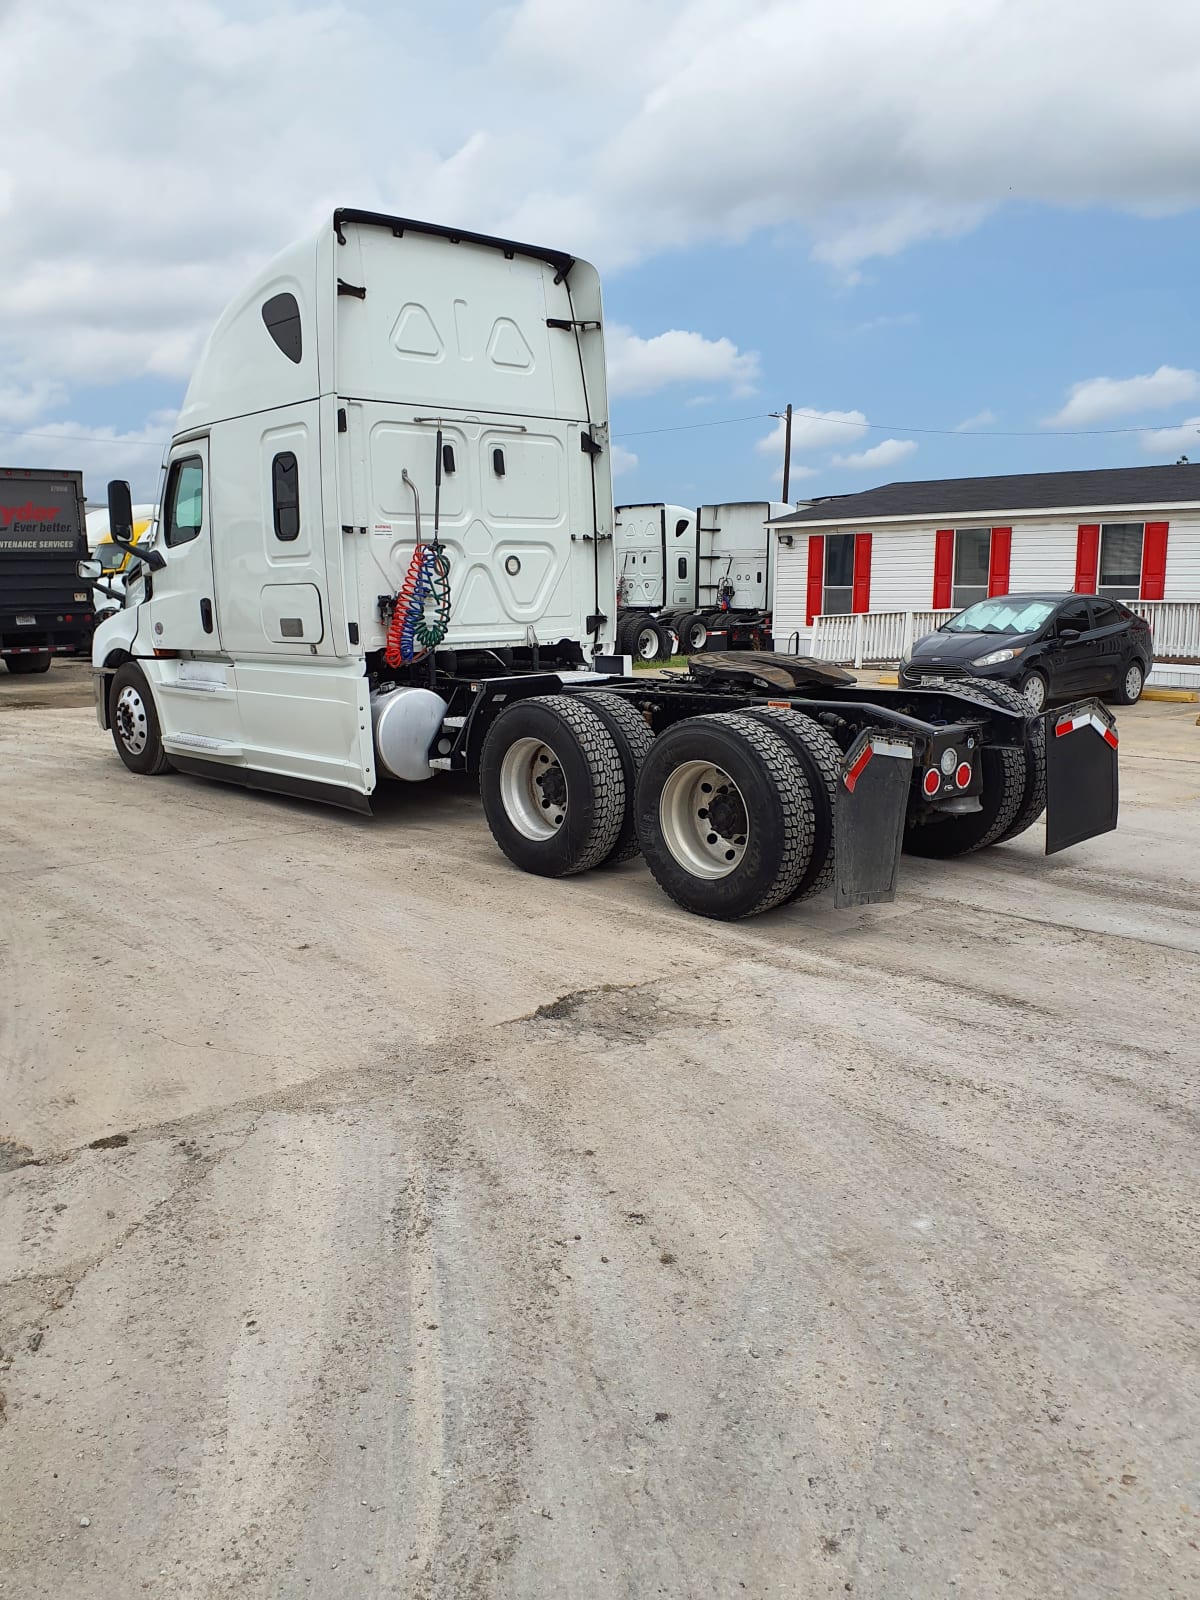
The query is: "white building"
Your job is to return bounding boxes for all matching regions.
[769,464,1200,685]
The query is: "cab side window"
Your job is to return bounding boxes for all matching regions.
[163,457,204,548]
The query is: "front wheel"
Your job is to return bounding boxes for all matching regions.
[1018,670,1048,712]
[109,662,173,775]
[1113,660,1145,705]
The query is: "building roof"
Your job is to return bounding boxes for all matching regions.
[768,463,1200,526]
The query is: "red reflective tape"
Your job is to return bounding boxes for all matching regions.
[1103,727,1119,749]
[843,746,873,792]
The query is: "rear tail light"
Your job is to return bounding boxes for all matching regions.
[955,762,972,789]
[922,767,941,797]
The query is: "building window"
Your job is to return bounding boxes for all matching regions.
[823,533,854,615]
[953,528,991,611]
[163,457,204,548]
[272,452,300,541]
[1098,523,1143,600]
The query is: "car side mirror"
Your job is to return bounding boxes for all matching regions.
[1060,627,1081,642]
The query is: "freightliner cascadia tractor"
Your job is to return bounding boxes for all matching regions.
[82,208,1119,920]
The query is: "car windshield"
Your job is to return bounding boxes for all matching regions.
[942,598,1056,635]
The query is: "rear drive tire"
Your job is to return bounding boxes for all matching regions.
[1113,659,1145,705]
[578,691,655,864]
[956,676,1046,845]
[5,653,51,675]
[109,661,173,775]
[737,706,840,900]
[480,694,625,877]
[676,613,709,653]
[635,712,815,919]
[629,617,670,664]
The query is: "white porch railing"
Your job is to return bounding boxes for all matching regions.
[788,600,1200,668]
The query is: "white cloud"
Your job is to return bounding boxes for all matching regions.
[610,442,639,477]
[0,415,173,502]
[605,325,760,398]
[1138,416,1200,457]
[832,438,918,471]
[756,409,869,461]
[1045,366,1200,427]
[955,409,997,432]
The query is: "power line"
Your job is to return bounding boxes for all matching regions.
[0,425,166,449]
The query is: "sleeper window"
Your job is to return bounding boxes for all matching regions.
[272,452,300,542]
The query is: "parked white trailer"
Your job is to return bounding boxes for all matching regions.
[83,208,1121,920]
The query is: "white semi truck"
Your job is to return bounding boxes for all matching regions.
[82,207,1119,920]
[613,500,791,660]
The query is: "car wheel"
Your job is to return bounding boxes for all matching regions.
[1018,670,1048,713]
[1113,660,1145,705]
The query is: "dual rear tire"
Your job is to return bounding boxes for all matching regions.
[480,695,832,919]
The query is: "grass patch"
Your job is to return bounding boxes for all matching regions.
[632,655,690,672]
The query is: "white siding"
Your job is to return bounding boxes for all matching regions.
[1164,513,1200,601]
[868,528,937,611]
[772,534,812,649]
[1008,520,1077,592]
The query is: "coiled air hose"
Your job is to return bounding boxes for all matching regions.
[384,542,451,667]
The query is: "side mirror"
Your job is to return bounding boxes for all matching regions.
[107,478,134,543]
[1060,627,1082,642]
[77,557,102,581]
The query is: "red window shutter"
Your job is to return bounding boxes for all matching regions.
[805,535,825,626]
[1074,524,1100,593]
[1141,522,1168,600]
[852,532,872,613]
[933,529,954,609]
[987,527,1011,597]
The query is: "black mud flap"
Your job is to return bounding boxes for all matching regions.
[1045,700,1119,854]
[833,730,916,907]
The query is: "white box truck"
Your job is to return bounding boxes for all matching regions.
[82,208,1119,919]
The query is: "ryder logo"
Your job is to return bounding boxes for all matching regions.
[1,502,61,526]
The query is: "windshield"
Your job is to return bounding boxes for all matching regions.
[942,598,1056,635]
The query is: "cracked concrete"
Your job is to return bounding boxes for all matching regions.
[1,686,1198,1598]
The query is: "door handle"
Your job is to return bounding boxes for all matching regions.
[200,597,213,634]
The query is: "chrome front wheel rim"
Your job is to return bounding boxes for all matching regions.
[659,761,748,879]
[499,737,567,840]
[115,684,149,755]
[1125,664,1142,699]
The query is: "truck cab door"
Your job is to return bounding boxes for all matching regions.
[139,442,220,654]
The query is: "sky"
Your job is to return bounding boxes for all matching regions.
[1,0,1199,505]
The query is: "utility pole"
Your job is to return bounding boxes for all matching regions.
[770,404,794,501]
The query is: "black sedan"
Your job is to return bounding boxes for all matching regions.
[899,592,1154,711]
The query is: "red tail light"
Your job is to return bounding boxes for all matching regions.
[922,767,941,797]
[955,762,972,789]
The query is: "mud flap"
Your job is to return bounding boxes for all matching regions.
[833,731,916,907]
[1045,700,1119,854]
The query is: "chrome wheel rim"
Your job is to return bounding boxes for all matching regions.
[115,684,149,755]
[635,625,660,661]
[499,737,566,840]
[659,761,748,879]
[1125,664,1142,700]
[1022,674,1046,712]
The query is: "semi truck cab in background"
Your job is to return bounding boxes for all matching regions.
[84,208,1120,921]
